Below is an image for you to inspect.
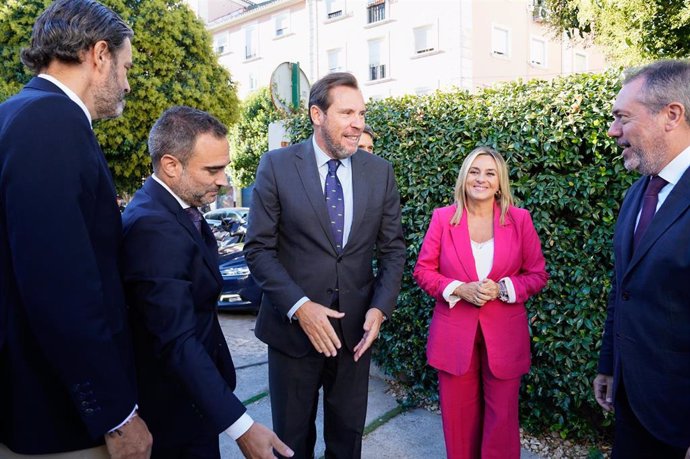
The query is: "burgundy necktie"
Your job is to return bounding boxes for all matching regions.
[185,207,203,233]
[633,175,667,250]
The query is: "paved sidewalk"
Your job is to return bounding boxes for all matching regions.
[218,313,544,459]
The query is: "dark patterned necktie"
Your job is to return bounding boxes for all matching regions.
[325,159,344,253]
[185,206,203,233]
[633,175,667,250]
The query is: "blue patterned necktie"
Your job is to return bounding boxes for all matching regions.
[633,175,667,250]
[325,159,344,253]
[185,206,203,233]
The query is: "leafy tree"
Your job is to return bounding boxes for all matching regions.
[0,0,239,192]
[543,0,690,65]
[229,87,283,188]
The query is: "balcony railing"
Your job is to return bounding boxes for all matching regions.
[367,3,385,23]
[369,64,386,81]
[327,9,343,19]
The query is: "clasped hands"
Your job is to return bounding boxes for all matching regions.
[454,279,499,307]
[295,301,384,362]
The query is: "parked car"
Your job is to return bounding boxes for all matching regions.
[213,213,261,313]
[204,207,248,228]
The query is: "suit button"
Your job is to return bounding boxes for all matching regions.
[622,292,630,301]
[327,288,334,294]
[336,257,343,263]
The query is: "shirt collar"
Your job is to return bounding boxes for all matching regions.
[311,136,351,170]
[37,74,92,126]
[152,173,193,210]
[658,144,690,186]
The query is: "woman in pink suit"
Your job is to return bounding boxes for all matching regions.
[414,146,548,459]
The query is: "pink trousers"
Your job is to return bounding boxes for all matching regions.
[437,325,522,459]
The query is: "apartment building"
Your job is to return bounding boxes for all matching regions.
[187,0,608,101]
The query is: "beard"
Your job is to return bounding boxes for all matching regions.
[176,170,219,208]
[622,135,667,175]
[321,125,356,160]
[93,64,126,120]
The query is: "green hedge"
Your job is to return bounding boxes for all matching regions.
[281,71,632,440]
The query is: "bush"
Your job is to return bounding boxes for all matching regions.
[229,87,282,188]
[276,71,630,441]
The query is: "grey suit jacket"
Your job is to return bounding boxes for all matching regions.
[244,138,406,357]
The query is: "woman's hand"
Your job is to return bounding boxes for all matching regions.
[454,280,498,307]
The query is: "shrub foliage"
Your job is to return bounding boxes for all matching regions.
[254,71,632,440]
[229,87,283,188]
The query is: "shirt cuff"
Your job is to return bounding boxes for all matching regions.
[108,405,138,433]
[500,277,516,303]
[443,281,464,309]
[225,413,254,440]
[287,296,309,320]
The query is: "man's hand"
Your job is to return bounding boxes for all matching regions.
[236,422,294,459]
[104,414,152,459]
[295,301,344,357]
[353,308,385,362]
[593,373,614,412]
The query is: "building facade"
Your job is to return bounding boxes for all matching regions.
[188,0,608,101]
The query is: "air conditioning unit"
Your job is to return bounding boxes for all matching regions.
[533,5,548,21]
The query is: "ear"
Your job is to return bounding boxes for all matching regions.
[92,40,111,71]
[310,105,323,127]
[158,154,182,179]
[664,101,686,131]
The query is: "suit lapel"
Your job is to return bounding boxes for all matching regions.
[618,178,646,269]
[294,139,339,252]
[626,169,690,274]
[349,152,369,247]
[144,178,222,285]
[449,207,479,281]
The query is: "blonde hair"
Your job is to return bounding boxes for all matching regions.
[450,146,514,226]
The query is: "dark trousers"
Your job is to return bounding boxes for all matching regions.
[613,378,686,459]
[267,333,372,459]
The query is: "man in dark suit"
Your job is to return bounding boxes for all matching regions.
[594,60,690,459]
[121,106,292,459]
[244,72,406,458]
[0,1,152,457]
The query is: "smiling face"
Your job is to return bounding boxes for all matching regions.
[464,154,499,204]
[311,85,366,160]
[92,38,132,120]
[608,77,670,175]
[174,133,230,207]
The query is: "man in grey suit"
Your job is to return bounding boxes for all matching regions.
[244,72,406,458]
[593,60,690,458]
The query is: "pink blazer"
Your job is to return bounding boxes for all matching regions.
[414,204,548,379]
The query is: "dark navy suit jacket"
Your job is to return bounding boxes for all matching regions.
[0,78,137,453]
[244,138,406,357]
[121,178,246,448]
[598,166,690,448]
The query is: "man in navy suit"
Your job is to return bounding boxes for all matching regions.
[0,1,152,457]
[594,60,690,459]
[121,106,292,459]
[244,73,406,458]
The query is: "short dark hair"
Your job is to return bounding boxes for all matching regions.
[308,72,359,124]
[624,59,690,124]
[21,0,133,74]
[363,124,376,140]
[148,106,228,172]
